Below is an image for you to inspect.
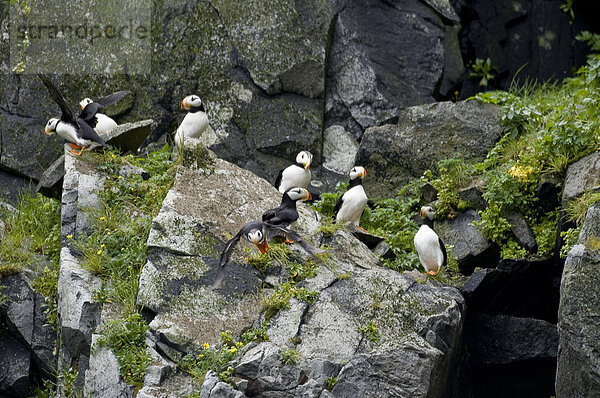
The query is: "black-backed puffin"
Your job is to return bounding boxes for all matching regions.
[79,95,126,134]
[334,166,368,227]
[219,220,324,267]
[414,205,447,275]
[262,187,311,228]
[39,73,127,155]
[174,95,209,147]
[275,151,312,193]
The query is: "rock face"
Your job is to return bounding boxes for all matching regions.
[138,143,465,398]
[556,203,600,396]
[435,210,500,275]
[356,101,502,197]
[324,0,463,140]
[0,273,57,396]
[562,151,600,204]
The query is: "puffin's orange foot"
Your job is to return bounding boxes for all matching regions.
[69,143,81,149]
[358,226,368,232]
[283,238,294,244]
[75,146,86,156]
[427,266,441,276]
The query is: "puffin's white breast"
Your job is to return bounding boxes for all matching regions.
[56,122,85,146]
[175,112,209,147]
[336,185,367,226]
[278,165,311,193]
[414,225,444,273]
[94,113,117,135]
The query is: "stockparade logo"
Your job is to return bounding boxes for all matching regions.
[8,0,152,74]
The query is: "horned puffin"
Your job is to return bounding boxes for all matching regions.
[262,187,312,228]
[79,98,119,135]
[334,166,368,227]
[174,95,209,147]
[275,151,312,193]
[414,206,447,275]
[218,220,324,267]
[38,73,128,155]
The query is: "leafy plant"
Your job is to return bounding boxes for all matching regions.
[468,58,496,87]
[560,226,581,258]
[325,375,338,391]
[278,348,301,365]
[356,320,380,343]
[565,190,600,225]
[95,313,151,389]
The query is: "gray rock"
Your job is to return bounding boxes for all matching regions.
[465,314,558,364]
[556,203,600,396]
[436,210,500,274]
[105,120,153,153]
[325,0,463,139]
[322,126,358,174]
[0,273,56,378]
[201,371,246,398]
[357,101,501,197]
[457,181,487,211]
[0,169,36,205]
[504,211,537,254]
[84,334,134,398]
[36,155,65,200]
[0,332,30,397]
[562,151,600,204]
[420,182,438,203]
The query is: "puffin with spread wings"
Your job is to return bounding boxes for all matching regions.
[38,73,129,155]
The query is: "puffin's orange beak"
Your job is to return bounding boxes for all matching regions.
[44,128,49,136]
[419,207,425,218]
[303,191,312,201]
[180,99,185,109]
[256,240,269,254]
[305,160,311,170]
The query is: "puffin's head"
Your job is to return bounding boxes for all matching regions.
[286,187,312,202]
[79,98,93,110]
[349,166,366,180]
[247,228,268,254]
[44,118,59,136]
[296,151,313,170]
[419,206,435,220]
[181,95,203,111]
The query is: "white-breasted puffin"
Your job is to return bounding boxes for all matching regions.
[275,151,313,193]
[39,73,128,155]
[334,166,368,227]
[218,220,324,267]
[174,95,209,147]
[262,187,312,228]
[79,97,120,135]
[414,206,447,275]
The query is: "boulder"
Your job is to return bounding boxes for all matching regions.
[556,203,600,396]
[0,170,35,205]
[322,126,359,175]
[0,332,30,397]
[562,151,600,204]
[435,210,500,274]
[356,101,501,197]
[36,155,65,200]
[504,211,537,254]
[138,143,466,397]
[83,335,134,398]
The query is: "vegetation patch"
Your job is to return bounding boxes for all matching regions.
[278,348,301,365]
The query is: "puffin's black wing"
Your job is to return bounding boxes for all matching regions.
[439,237,447,267]
[79,90,130,122]
[38,73,76,123]
[332,195,344,219]
[274,169,284,190]
[76,118,108,146]
[95,90,130,107]
[264,224,325,256]
[262,206,298,227]
[219,229,245,267]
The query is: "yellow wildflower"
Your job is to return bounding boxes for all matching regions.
[229,347,237,353]
[99,216,106,221]
[97,249,102,255]
[236,342,243,347]
[203,343,210,349]
[508,164,534,183]
[67,234,73,239]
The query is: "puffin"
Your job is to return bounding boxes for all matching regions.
[79,97,122,135]
[218,221,324,267]
[414,206,447,275]
[174,95,209,147]
[262,187,312,228]
[334,166,368,227]
[275,151,312,193]
[38,73,128,155]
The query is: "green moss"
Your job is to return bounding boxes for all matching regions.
[584,236,600,252]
